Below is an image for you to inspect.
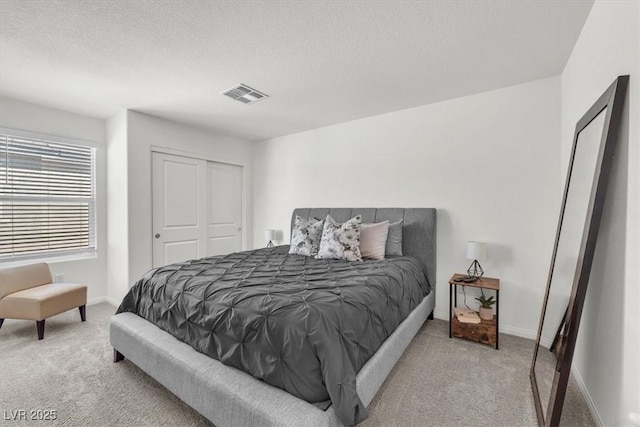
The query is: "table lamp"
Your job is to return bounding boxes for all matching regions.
[265,229,275,248]
[466,241,486,278]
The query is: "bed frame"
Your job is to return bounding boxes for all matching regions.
[110,208,436,426]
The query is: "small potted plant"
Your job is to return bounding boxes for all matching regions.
[475,292,496,321]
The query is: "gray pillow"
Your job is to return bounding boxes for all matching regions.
[289,216,325,256]
[385,219,403,255]
[316,215,363,261]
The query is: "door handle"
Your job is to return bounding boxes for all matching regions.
[155,233,160,239]
[237,227,242,231]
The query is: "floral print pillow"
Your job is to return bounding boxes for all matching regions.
[288,216,325,256]
[316,215,363,261]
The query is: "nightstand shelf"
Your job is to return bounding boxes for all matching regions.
[448,274,500,349]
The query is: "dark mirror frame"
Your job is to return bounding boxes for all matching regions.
[530,75,628,427]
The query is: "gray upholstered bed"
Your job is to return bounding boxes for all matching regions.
[110,207,436,426]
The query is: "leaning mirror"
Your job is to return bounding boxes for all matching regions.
[530,75,628,427]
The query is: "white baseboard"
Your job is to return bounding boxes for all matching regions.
[433,309,449,320]
[499,324,537,340]
[105,297,120,307]
[87,296,106,306]
[571,366,604,427]
[87,296,119,307]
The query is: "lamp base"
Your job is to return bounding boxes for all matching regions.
[467,260,484,279]
[267,241,274,248]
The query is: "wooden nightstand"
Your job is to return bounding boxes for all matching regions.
[448,273,500,349]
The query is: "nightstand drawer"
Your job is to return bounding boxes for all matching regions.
[451,316,497,346]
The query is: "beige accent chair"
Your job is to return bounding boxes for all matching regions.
[0,263,87,340]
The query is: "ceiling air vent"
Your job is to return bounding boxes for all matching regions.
[220,83,269,105]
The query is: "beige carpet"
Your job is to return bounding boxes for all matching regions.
[0,303,595,427]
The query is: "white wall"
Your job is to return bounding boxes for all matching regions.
[106,111,129,304]
[253,77,561,336]
[105,111,254,302]
[0,97,108,303]
[560,1,639,425]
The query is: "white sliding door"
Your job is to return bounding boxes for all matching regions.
[207,162,243,256]
[152,153,207,268]
[152,152,242,268]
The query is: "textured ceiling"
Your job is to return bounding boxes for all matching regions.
[0,0,593,142]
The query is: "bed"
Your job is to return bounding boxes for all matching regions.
[110,207,436,426]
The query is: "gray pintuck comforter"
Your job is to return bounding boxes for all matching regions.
[117,246,430,425]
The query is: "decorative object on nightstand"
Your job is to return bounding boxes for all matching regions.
[466,241,486,279]
[265,229,275,248]
[449,273,500,349]
[475,292,496,321]
[453,307,481,324]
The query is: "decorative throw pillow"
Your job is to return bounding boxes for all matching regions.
[316,215,363,261]
[385,219,403,256]
[360,221,389,260]
[289,216,325,256]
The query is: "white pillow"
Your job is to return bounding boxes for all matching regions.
[316,215,363,261]
[360,221,389,260]
[289,216,325,256]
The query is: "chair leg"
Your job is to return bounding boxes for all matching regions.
[0,318,4,330]
[36,320,45,340]
[79,305,86,322]
[113,349,125,363]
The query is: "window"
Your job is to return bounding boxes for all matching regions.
[0,128,97,262]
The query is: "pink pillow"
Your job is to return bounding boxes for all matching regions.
[360,221,389,260]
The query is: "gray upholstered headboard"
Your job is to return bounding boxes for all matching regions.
[290,208,437,293]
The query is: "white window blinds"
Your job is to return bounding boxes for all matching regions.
[0,129,97,262]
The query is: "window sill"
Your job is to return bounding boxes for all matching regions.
[0,253,98,268]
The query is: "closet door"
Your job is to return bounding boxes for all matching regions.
[207,162,243,256]
[152,152,243,267]
[152,152,207,267]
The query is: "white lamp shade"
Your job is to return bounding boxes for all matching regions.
[466,241,487,261]
[265,229,275,241]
